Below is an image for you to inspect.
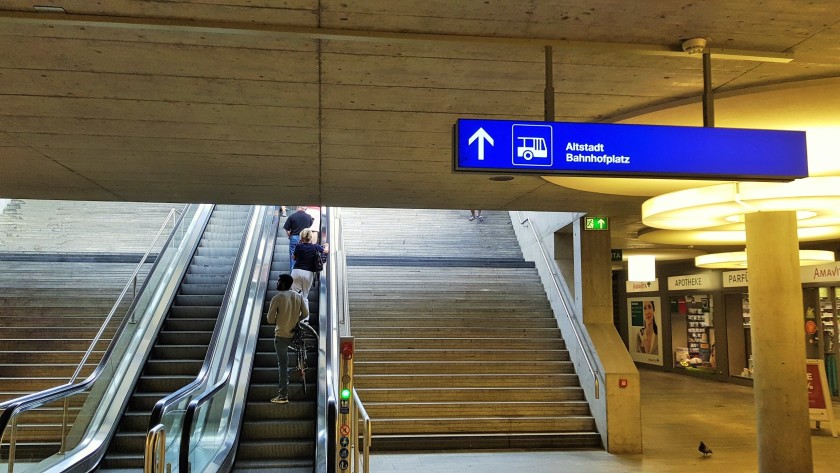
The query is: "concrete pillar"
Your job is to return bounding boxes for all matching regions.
[745,211,812,472]
[574,219,613,324]
[573,218,642,453]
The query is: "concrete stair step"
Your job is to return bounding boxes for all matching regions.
[0,327,115,339]
[348,287,546,295]
[355,337,564,350]
[354,360,576,375]
[356,387,585,403]
[351,327,561,338]
[356,349,569,362]
[0,297,118,307]
[372,416,597,435]
[349,301,549,309]
[354,373,581,388]
[349,316,558,328]
[370,432,603,451]
[1,363,95,378]
[0,350,103,364]
[0,315,106,326]
[0,339,109,351]
[365,401,592,418]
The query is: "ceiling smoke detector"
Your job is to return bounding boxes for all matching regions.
[682,37,708,54]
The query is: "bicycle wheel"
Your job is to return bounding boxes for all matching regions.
[297,343,308,394]
[295,323,319,395]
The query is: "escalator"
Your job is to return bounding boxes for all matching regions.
[98,205,250,470]
[232,216,320,471]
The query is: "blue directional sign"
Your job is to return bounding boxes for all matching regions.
[454,119,808,180]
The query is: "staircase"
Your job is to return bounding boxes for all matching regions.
[0,200,177,461]
[233,213,319,472]
[343,208,601,450]
[99,205,250,470]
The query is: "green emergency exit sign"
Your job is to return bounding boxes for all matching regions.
[585,217,609,231]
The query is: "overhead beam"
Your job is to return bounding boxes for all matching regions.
[0,10,794,63]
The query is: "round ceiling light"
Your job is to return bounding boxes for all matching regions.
[640,177,840,245]
[695,249,835,269]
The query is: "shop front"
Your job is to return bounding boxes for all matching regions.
[618,260,840,394]
[801,262,840,399]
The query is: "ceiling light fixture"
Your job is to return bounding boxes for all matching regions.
[628,255,657,281]
[489,175,514,182]
[682,37,708,55]
[642,177,840,232]
[695,249,835,269]
[33,5,66,13]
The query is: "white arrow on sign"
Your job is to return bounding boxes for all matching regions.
[468,127,494,160]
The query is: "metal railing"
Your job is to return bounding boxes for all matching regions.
[144,425,166,473]
[516,212,601,399]
[0,204,199,473]
[57,206,185,453]
[331,208,371,473]
[352,388,371,473]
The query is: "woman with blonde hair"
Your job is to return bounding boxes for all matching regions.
[291,228,329,314]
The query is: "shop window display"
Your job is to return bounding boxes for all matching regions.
[670,294,716,372]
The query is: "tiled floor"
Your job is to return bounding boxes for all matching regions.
[370,370,840,472]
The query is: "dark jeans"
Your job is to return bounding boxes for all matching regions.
[274,336,293,397]
[288,234,300,271]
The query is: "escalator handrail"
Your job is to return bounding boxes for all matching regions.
[321,207,344,473]
[175,206,332,473]
[143,205,274,472]
[0,203,201,438]
[147,205,262,431]
[514,211,602,399]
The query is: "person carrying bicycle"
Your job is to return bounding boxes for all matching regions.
[266,273,309,404]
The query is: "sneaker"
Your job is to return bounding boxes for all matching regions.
[271,396,289,404]
[468,216,475,221]
[478,216,484,222]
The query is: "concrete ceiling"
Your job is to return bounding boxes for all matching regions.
[2,1,840,254]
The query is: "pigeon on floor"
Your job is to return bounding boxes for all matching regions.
[699,441,713,456]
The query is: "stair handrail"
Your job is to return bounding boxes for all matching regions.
[0,203,204,469]
[515,212,601,399]
[56,205,187,451]
[330,209,372,473]
[352,388,371,473]
[145,205,273,472]
[144,424,165,473]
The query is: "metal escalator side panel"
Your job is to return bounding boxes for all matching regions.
[175,206,278,473]
[27,204,216,473]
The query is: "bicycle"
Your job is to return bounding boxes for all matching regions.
[289,322,319,394]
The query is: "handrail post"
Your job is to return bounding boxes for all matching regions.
[59,396,69,453]
[145,424,166,473]
[352,400,359,473]
[352,388,371,473]
[8,416,17,473]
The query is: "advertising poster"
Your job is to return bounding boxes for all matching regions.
[628,297,663,365]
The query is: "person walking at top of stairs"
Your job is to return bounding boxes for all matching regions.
[283,206,313,271]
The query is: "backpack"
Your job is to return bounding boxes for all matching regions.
[314,250,326,272]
